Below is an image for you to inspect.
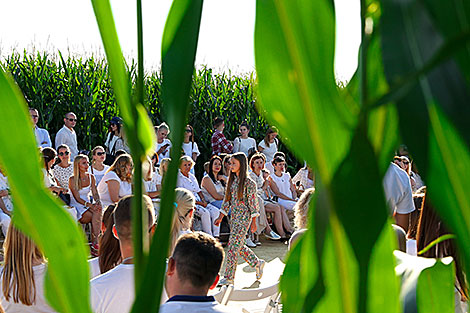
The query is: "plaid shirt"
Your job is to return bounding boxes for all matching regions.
[211,130,233,155]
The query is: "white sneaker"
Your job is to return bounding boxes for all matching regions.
[265,230,281,240]
[246,237,257,248]
[256,259,266,280]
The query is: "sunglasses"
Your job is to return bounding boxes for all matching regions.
[67,118,77,122]
[31,115,39,118]
[59,151,70,156]
[402,161,409,165]
[96,152,106,156]
[185,129,192,132]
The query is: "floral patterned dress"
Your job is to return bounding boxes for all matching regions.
[220,175,260,281]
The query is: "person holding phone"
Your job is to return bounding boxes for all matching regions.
[155,123,172,164]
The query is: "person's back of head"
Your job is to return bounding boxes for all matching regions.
[273,151,285,160]
[170,188,196,254]
[99,205,121,274]
[213,117,224,129]
[114,195,155,244]
[167,232,224,295]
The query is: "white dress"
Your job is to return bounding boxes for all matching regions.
[201,176,225,203]
[69,184,91,218]
[182,142,200,159]
[258,139,278,162]
[270,172,296,211]
[97,171,132,208]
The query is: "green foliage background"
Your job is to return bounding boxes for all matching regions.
[1,53,301,176]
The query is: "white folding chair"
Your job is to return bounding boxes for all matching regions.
[221,282,281,313]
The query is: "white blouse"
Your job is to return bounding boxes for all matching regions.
[258,139,278,162]
[233,137,257,157]
[97,171,132,208]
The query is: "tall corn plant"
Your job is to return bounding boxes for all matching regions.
[254,0,470,312]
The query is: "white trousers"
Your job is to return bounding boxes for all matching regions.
[196,203,220,237]
[0,211,11,237]
[277,198,297,211]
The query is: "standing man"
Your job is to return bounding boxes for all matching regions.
[55,112,79,160]
[383,157,416,232]
[29,108,51,148]
[211,117,233,156]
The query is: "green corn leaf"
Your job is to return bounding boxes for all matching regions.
[131,1,204,312]
[254,0,356,184]
[423,0,470,83]
[0,70,91,313]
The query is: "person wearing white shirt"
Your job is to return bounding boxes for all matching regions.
[90,195,156,313]
[176,156,220,237]
[270,157,298,211]
[90,146,110,186]
[383,160,416,232]
[161,232,231,313]
[55,112,79,160]
[233,121,257,158]
[97,154,133,208]
[155,122,172,164]
[29,108,51,148]
[258,126,279,163]
[182,125,200,175]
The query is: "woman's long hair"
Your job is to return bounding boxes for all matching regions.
[41,147,57,171]
[186,125,195,150]
[72,154,88,191]
[208,155,222,184]
[224,153,248,202]
[416,198,468,300]
[99,205,121,274]
[170,188,196,254]
[263,126,278,148]
[107,154,133,183]
[2,224,45,305]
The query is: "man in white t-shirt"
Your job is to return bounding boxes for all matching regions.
[160,232,232,313]
[383,161,416,232]
[55,112,79,160]
[90,195,156,313]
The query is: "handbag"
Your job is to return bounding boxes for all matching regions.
[104,136,118,166]
[58,192,71,206]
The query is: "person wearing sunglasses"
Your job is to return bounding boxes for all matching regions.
[182,125,200,174]
[29,108,51,148]
[53,144,74,190]
[90,146,110,186]
[55,112,79,161]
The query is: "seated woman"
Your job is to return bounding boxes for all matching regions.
[176,156,220,238]
[89,204,121,278]
[0,167,12,237]
[0,224,55,312]
[292,164,314,196]
[97,154,133,209]
[53,144,74,190]
[143,157,160,199]
[90,146,110,186]
[169,188,196,254]
[41,147,67,195]
[201,155,225,209]
[249,154,287,240]
[269,156,298,211]
[289,187,315,249]
[69,154,102,250]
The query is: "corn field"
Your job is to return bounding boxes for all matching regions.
[1,52,301,176]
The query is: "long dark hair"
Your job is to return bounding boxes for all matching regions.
[98,205,121,274]
[186,124,195,150]
[208,155,223,184]
[224,153,248,202]
[41,147,57,171]
[416,198,468,300]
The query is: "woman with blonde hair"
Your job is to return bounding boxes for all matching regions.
[154,123,172,164]
[169,188,196,254]
[289,187,315,249]
[69,154,102,247]
[90,146,110,186]
[97,154,133,208]
[0,224,54,312]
